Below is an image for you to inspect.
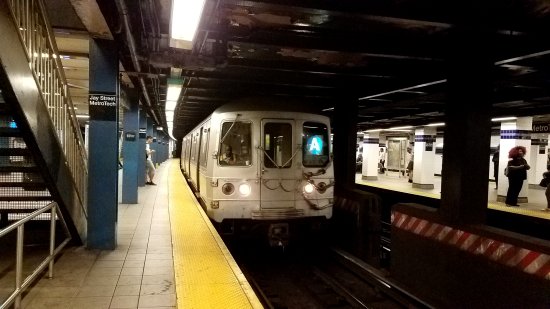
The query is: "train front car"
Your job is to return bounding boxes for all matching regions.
[205,102,334,246]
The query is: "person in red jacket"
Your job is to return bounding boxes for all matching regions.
[505,146,530,207]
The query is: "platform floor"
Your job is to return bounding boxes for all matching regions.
[356,172,550,219]
[2,159,261,309]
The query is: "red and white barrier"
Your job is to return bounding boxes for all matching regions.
[392,211,550,280]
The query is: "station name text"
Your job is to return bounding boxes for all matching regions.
[89,94,117,107]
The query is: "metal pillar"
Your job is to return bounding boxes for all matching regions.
[440,18,495,225]
[333,100,358,193]
[122,89,139,203]
[87,39,118,249]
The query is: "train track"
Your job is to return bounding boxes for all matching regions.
[230,240,433,309]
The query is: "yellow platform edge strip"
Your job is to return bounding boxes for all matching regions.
[358,179,550,220]
[168,160,264,309]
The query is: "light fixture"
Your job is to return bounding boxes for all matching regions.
[388,126,413,130]
[426,122,445,127]
[491,117,517,122]
[165,111,174,121]
[166,79,182,101]
[169,0,207,49]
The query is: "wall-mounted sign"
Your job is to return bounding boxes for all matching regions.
[532,123,550,133]
[139,128,147,138]
[89,92,117,121]
[425,142,433,151]
[125,132,136,141]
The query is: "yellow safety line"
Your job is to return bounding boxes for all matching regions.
[168,160,263,309]
[360,180,440,199]
[358,179,550,220]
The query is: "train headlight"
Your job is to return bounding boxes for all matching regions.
[222,183,235,195]
[239,183,251,196]
[304,183,315,194]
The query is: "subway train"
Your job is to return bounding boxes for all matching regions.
[180,98,334,246]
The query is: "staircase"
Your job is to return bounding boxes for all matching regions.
[0,96,53,227]
[0,0,88,243]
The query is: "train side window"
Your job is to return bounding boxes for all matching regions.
[263,122,292,168]
[219,121,251,166]
[199,128,210,167]
[191,133,199,162]
[303,122,329,167]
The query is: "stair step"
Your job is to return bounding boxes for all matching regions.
[0,148,31,156]
[0,182,46,187]
[0,196,52,201]
[0,127,21,137]
[0,166,38,173]
[0,208,42,213]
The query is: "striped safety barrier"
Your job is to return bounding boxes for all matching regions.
[391,211,550,280]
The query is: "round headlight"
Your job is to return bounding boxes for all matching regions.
[304,183,315,194]
[239,183,251,196]
[222,183,235,195]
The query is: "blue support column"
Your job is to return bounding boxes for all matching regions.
[162,137,168,161]
[162,136,167,162]
[87,39,118,249]
[122,90,139,203]
[147,117,154,165]
[138,112,147,186]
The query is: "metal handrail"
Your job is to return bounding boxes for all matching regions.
[6,0,88,212]
[0,202,72,309]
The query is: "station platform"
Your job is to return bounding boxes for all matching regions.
[12,159,262,309]
[356,172,550,220]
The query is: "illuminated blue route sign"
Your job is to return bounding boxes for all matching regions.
[306,135,323,155]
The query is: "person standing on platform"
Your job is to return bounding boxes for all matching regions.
[145,135,156,185]
[505,146,530,207]
[542,165,550,211]
[406,147,414,183]
[492,145,499,189]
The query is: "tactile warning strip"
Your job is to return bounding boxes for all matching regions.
[168,160,263,308]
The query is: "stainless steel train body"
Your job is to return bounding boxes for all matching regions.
[180,99,334,242]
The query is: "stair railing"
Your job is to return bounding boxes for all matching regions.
[5,0,88,211]
[0,202,71,309]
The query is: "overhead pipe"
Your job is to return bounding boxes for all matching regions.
[114,0,160,124]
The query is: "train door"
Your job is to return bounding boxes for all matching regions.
[195,126,204,192]
[198,125,210,197]
[260,119,296,209]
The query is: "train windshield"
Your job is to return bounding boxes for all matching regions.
[302,122,330,167]
[219,121,251,166]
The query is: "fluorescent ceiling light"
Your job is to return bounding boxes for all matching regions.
[76,115,89,118]
[165,101,177,111]
[492,117,517,122]
[166,84,182,102]
[388,126,413,130]
[365,129,382,132]
[170,0,206,49]
[426,122,445,127]
[165,111,174,121]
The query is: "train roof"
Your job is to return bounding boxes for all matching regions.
[213,97,326,115]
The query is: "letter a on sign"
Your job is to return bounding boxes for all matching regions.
[308,136,323,155]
